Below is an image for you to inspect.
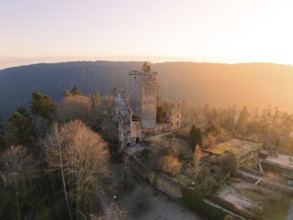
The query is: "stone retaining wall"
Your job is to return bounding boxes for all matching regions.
[239,166,264,177]
[240,171,293,196]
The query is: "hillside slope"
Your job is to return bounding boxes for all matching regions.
[1,61,293,119]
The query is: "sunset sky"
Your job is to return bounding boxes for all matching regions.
[1,0,293,69]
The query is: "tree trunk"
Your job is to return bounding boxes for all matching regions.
[59,145,73,220]
[15,177,21,220]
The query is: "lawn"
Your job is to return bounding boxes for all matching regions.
[205,144,241,156]
[238,189,292,220]
[144,132,172,143]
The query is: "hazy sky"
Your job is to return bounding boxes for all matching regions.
[1,0,293,68]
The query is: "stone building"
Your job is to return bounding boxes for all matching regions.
[102,65,181,151]
[102,93,142,151]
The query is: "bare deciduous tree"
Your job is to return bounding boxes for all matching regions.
[56,96,92,126]
[203,133,217,147]
[1,145,35,220]
[158,155,182,177]
[43,120,110,220]
[90,203,126,220]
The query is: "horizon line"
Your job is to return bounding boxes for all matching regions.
[1,55,292,70]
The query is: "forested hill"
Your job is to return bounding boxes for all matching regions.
[0,61,142,119]
[1,61,293,120]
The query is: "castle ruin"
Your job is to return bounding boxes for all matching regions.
[102,64,181,151]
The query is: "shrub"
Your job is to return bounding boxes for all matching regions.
[204,176,220,194]
[219,151,238,175]
[158,155,182,176]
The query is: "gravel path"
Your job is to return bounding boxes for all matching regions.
[113,166,202,220]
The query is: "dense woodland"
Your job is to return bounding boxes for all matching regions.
[1,84,293,219]
[1,62,293,219]
[183,104,293,153]
[2,61,293,119]
[0,88,116,220]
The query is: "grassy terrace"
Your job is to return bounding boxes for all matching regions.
[238,188,291,220]
[218,181,292,220]
[204,138,262,158]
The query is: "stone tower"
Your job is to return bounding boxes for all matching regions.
[129,69,157,129]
